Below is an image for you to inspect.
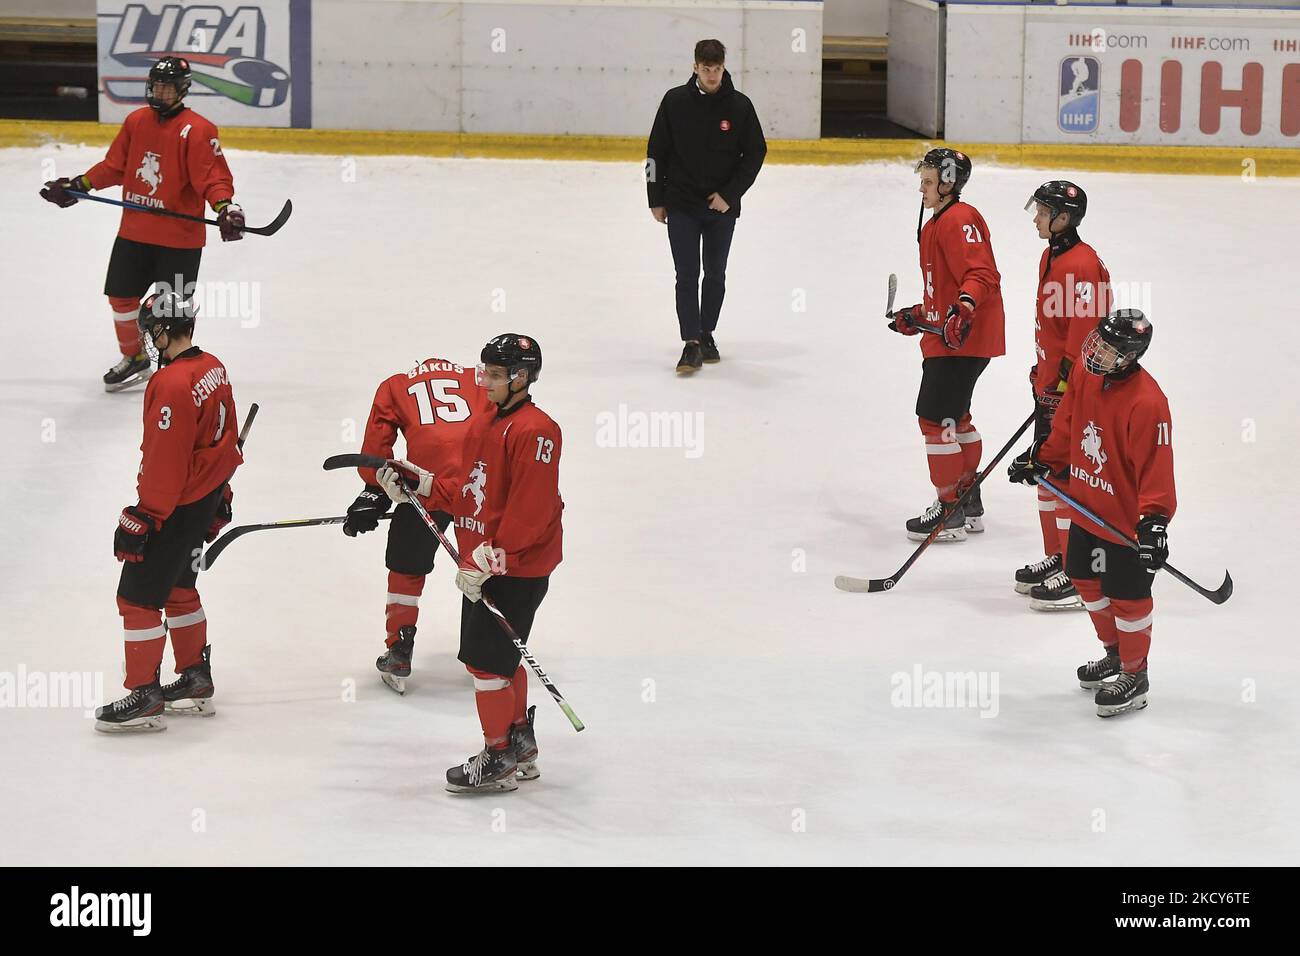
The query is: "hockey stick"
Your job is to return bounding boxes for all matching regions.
[1037,477,1233,605]
[67,191,293,237]
[835,410,1036,593]
[884,272,945,336]
[237,402,258,450]
[323,453,586,732]
[200,512,394,570]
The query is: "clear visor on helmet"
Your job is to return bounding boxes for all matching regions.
[1080,328,1131,375]
[475,363,525,388]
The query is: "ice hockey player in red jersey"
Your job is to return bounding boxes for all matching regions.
[887,148,1005,541]
[94,292,242,732]
[1014,181,1112,611]
[376,333,563,793]
[342,357,493,693]
[1009,309,1174,718]
[39,56,245,392]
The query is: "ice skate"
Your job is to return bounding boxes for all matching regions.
[446,745,519,794]
[1095,669,1149,718]
[1077,645,1121,689]
[1015,552,1062,594]
[961,483,984,533]
[511,705,540,781]
[376,625,415,694]
[162,645,215,716]
[103,352,153,393]
[1029,569,1083,610]
[906,499,966,542]
[95,679,166,733]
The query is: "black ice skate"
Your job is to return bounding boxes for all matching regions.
[1095,669,1149,718]
[961,483,984,534]
[1077,644,1121,689]
[906,499,966,542]
[94,678,165,733]
[1029,569,1083,611]
[511,705,540,781]
[446,745,519,794]
[675,341,703,374]
[162,645,215,716]
[103,352,153,393]
[376,626,415,695]
[1015,551,1062,594]
[700,333,720,364]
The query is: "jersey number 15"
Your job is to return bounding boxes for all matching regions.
[407,379,471,425]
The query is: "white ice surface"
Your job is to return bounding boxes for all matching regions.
[0,146,1296,865]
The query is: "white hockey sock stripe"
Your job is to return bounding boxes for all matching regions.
[124,624,166,641]
[955,430,982,443]
[112,308,138,325]
[1038,499,1056,511]
[385,592,420,606]
[1082,596,1110,612]
[1115,613,1154,633]
[473,675,511,692]
[924,442,961,455]
[1056,517,1071,530]
[165,608,206,629]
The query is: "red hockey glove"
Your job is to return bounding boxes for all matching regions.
[114,506,157,563]
[205,485,233,543]
[888,304,922,336]
[941,303,972,350]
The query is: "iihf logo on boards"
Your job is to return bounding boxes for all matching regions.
[1058,56,1100,134]
[101,3,291,108]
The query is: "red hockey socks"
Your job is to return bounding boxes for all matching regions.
[1037,486,1058,555]
[468,665,514,749]
[1072,579,1119,648]
[109,296,142,357]
[511,664,529,725]
[955,413,982,485]
[385,572,424,645]
[118,595,166,689]
[919,417,963,501]
[165,586,206,671]
[1110,597,1153,673]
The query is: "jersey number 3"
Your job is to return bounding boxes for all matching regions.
[408,379,471,425]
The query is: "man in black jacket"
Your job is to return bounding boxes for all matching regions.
[646,39,767,374]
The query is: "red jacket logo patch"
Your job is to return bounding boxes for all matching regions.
[719,119,731,132]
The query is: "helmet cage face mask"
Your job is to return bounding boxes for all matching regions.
[1081,327,1133,376]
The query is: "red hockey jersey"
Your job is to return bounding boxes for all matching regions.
[424,398,563,578]
[1033,235,1112,395]
[357,358,494,488]
[1039,364,1176,546]
[136,348,242,524]
[918,200,1005,359]
[84,106,234,249]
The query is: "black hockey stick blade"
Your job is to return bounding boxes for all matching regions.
[201,512,393,569]
[244,199,292,236]
[237,402,259,450]
[322,452,390,471]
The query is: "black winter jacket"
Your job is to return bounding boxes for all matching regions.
[645,71,767,218]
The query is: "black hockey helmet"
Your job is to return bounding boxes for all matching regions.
[138,290,198,342]
[1026,180,1087,228]
[480,333,542,384]
[916,147,972,196]
[146,56,192,115]
[1081,309,1151,377]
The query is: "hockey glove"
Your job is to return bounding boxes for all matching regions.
[376,460,433,504]
[941,303,973,350]
[114,506,157,563]
[215,201,245,242]
[1136,514,1170,573]
[205,485,233,543]
[343,484,392,536]
[1007,441,1050,486]
[40,175,87,208]
[887,303,921,336]
[455,541,507,603]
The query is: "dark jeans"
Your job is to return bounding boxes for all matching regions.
[666,205,736,341]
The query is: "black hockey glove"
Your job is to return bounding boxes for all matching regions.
[1136,514,1170,572]
[1008,441,1050,486]
[343,484,391,536]
[40,175,87,208]
[114,506,156,562]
